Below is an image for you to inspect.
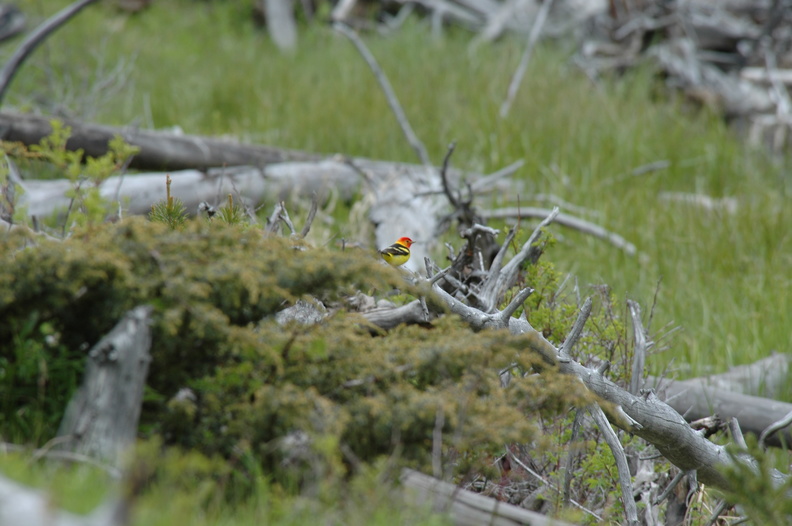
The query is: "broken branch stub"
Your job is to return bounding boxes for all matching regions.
[57,305,154,465]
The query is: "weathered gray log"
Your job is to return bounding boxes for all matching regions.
[5,109,470,273]
[360,299,432,329]
[57,305,153,464]
[19,162,362,218]
[17,157,441,271]
[400,468,577,526]
[0,111,322,171]
[674,352,792,399]
[646,369,792,448]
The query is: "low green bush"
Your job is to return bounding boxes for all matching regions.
[0,218,596,491]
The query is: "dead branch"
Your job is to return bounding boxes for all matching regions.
[628,299,650,395]
[0,0,101,105]
[759,410,792,449]
[333,22,432,167]
[589,405,639,525]
[299,195,319,238]
[481,206,637,256]
[360,299,434,330]
[499,0,555,118]
[426,271,775,491]
[400,468,577,526]
[658,192,739,214]
[559,296,592,358]
[475,207,559,313]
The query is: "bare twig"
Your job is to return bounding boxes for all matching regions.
[0,218,59,242]
[417,159,524,199]
[559,296,593,358]
[499,0,555,118]
[482,206,637,256]
[402,468,579,526]
[647,276,662,333]
[589,405,640,525]
[759,409,792,450]
[267,201,285,233]
[764,45,792,151]
[330,0,358,23]
[459,223,499,239]
[477,207,559,313]
[469,159,524,194]
[561,409,583,507]
[658,192,739,214]
[704,499,731,526]
[528,193,601,217]
[485,225,515,280]
[628,300,649,395]
[278,203,297,234]
[299,195,319,238]
[499,286,532,321]
[632,160,671,176]
[439,141,459,208]
[654,469,687,505]
[505,447,604,521]
[729,417,748,450]
[333,22,432,167]
[61,178,86,238]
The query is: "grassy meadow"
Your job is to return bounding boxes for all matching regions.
[2,0,792,522]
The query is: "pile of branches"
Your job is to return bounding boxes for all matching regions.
[574,0,792,152]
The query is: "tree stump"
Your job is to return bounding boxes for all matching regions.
[57,305,153,465]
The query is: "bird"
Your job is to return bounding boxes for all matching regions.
[379,237,414,267]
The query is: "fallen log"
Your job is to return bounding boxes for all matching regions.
[679,352,792,399]
[400,468,576,526]
[19,163,362,218]
[646,353,792,447]
[648,373,792,448]
[0,111,321,171]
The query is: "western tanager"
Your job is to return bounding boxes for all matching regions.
[379,237,414,267]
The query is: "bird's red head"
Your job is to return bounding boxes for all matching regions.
[398,237,414,247]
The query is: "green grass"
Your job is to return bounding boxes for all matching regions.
[0,448,450,526]
[9,2,792,383]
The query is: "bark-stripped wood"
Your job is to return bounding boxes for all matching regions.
[57,306,153,464]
